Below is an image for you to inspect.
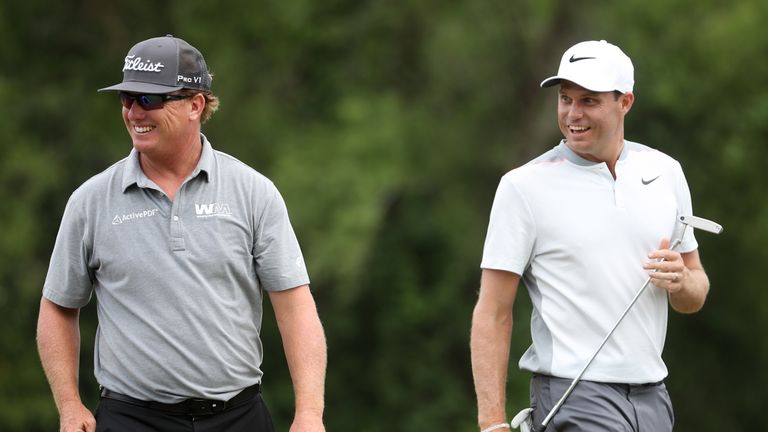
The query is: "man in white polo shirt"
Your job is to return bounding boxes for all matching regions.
[470,40,712,431]
[36,35,326,432]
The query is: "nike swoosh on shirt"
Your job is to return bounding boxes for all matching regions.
[569,55,596,63]
[641,175,661,185]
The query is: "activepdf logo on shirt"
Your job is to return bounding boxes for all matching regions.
[112,208,160,225]
[195,202,232,218]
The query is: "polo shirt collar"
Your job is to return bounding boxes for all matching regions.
[556,139,629,167]
[195,134,215,180]
[121,134,215,192]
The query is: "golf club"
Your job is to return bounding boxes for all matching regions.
[511,214,723,431]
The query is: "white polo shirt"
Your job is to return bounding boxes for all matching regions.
[43,135,309,402]
[481,140,698,384]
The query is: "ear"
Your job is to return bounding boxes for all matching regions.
[620,92,635,114]
[189,93,206,121]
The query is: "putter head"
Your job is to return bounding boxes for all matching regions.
[670,215,722,250]
[510,407,534,431]
[678,215,723,235]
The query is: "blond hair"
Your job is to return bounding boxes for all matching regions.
[178,89,220,123]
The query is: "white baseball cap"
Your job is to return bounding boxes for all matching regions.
[540,40,634,93]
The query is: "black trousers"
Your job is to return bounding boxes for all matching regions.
[94,392,274,432]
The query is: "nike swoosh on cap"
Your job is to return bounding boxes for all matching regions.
[569,55,596,62]
[641,175,661,185]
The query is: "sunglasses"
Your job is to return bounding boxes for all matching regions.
[119,92,193,110]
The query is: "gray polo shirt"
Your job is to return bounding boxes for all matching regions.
[43,135,309,403]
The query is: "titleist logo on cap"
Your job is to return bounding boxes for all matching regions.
[123,55,165,73]
[99,35,212,94]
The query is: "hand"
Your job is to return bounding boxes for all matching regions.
[290,417,325,432]
[289,411,325,432]
[644,238,688,294]
[59,401,96,432]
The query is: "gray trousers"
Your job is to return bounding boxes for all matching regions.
[530,374,674,432]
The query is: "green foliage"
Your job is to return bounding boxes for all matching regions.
[1,0,764,431]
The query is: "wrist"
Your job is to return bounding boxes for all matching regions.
[294,407,324,421]
[55,395,85,412]
[481,422,511,432]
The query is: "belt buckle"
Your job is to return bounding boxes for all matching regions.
[185,398,225,416]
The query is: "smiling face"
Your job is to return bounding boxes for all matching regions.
[557,81,634,164]
[121,92,205,159]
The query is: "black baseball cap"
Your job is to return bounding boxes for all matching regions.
[99,35,212,94]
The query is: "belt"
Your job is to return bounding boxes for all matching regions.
[99,384,260,416]
[534,374,664,388]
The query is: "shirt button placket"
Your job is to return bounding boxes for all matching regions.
[170,198,186,251]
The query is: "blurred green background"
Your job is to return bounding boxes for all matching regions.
[2,0,764,430]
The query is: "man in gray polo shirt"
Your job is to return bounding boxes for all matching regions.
[37,35,326,432]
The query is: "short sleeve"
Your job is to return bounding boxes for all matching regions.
[42,193,95,308]
[673,162,699,253]
[480,174,536,275]
[252,184,310,291]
